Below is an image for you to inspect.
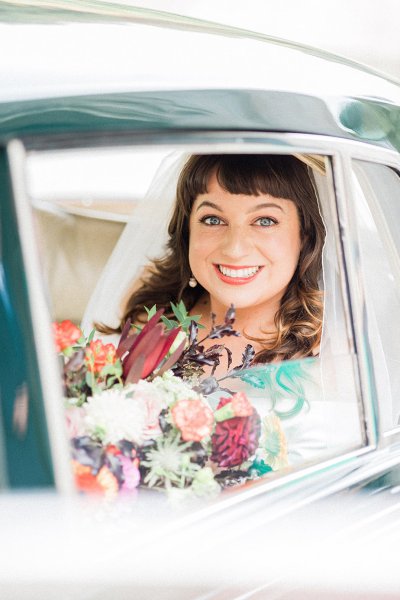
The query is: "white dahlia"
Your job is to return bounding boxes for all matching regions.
[84,388,146,445]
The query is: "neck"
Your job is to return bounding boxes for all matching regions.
[196,294,280,339]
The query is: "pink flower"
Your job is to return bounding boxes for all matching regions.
[120,456,141,491]
[171,398,214,442]
[231,392,254,417]
[133,384,165,440]
[85,340,117,374]
[53,320,81,352]
[214,392,255,422]
[65,406,86,438]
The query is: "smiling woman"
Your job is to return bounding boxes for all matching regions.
[109,154,325,370]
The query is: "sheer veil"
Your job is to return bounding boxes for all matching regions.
[81,151,188,335]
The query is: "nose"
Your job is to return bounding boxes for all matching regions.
[220,225,253,259]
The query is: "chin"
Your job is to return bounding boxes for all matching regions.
[212,291,263,311]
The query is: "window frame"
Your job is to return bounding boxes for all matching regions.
[350,157,400,440]
[6,129,396,502]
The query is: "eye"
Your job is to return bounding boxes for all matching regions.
[254,216,276,227]
[201,215,224,226]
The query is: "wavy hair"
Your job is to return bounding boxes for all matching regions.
[106,154,325,362]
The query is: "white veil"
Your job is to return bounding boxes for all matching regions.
[81,151,188,334]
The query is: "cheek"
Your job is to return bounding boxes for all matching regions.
[263,227,301,271]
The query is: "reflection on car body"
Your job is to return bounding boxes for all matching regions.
[2,2,400,597]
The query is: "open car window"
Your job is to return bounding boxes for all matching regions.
[17,142,366,499]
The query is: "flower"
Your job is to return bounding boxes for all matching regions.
[65,405,87,438]
[129,379,166,440]
[151,371,200,405]
[96,465,119,498]
[171,398,214,442]
[259,413,289,470]
[71,460,118,498]
[84,388,146,445]
[214,392,254,421]
[118,311,184,383]
[211,397,261,468]
[53,320,82,352]
[85,340,117,374]
[169,330,188,355]
[191,467,221,498]
[232,392,254,417]
[141,433,201,488]
[119,455,141,491]
[72,460,103,494]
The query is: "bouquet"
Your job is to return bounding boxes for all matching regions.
[54,303,289,500]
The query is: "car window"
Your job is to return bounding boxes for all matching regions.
[19,144,365,498]
[352,160,400,433]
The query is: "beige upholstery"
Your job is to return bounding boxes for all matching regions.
[34,209,124,324]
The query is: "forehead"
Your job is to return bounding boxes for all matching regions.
[192,172,297,213]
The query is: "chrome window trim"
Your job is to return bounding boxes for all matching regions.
[16,129,400,499]
[6,139,74,494]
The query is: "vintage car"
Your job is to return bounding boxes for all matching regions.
[2,2,400,598]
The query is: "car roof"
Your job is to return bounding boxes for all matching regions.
[1,2,400,151]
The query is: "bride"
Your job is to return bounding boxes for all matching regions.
[97,154,325,377]
[87,153,333,465]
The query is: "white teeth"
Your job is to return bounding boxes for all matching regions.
[218,265,259,278]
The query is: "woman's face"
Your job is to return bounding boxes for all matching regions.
[188,172,302,315]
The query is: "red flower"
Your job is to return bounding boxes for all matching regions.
[172,398,214,442]
[117,310,185,384]
[85,340,117,374]
[211,397,261,468]
[53,320,82,352]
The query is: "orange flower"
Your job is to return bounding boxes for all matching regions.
[72,461,119,497]
[52,320,82,352]
[96,465,119,498]
[171,398,214,442]
[85,340,117,374]
[72,460,103,494]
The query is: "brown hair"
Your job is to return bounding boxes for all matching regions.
[102,154,325,362]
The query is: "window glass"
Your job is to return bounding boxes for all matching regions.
[352,160,400,432]
[24,146,364,499]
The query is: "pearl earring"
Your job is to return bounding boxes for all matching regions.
[188,275,197,288]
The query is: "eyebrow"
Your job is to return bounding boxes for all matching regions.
[195,200,284,213]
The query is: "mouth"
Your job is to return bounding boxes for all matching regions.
[213,264,263,285]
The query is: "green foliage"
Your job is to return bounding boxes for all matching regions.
[146,301,204,333]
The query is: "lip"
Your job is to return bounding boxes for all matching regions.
[213,264,263,285]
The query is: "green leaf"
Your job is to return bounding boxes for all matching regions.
[170,301,185,322]
[161,315,178,329]
[145,305,158,320]
[86,329,96,344]
[85,371,96,390]
[99,363,119,377]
